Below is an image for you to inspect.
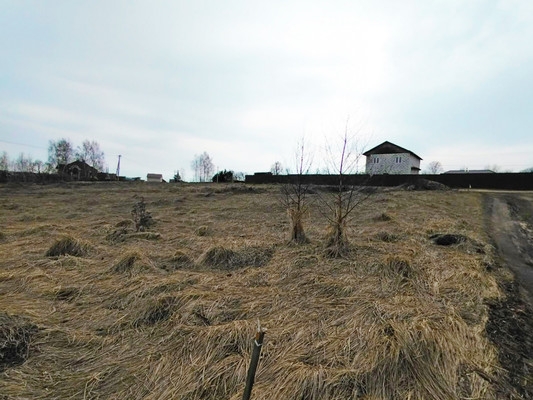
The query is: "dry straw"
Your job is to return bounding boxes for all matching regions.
[45,236,91,257]
[198,245,274,271]
[110,251,155,274]
[0,313,38,372]
[0,183,522,399]
[160,250,194,271]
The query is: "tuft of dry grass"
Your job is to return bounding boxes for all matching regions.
[375,231,400,242]
[324,219,350,258]
[383,254,415,278]
[110,251,155,274]
[198,246,237,269]
[0,313,38,372]
[45,236,90,257]
[133,296,177,327]
[160,250,194,271]
[198,245,274,270]
[115,219,134,228]
[288,208,309,244]
[374,212,393,221]
[52,286,81,302]
[196,225,209,236]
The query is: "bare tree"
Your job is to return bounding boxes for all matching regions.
[191,156,201,182]
[425,161,443,174]
[43,162,56,174]
[76,140,105,171]
[191,152,214,182]
[48,138,75,168]
[320,122,372,257]
[280,137,313,244]
[201,152,214,182]
[14,153,33,172]
[270,161,283,175]
[34,160,44,173]
[485,164,501,173]
[0,152,8,171]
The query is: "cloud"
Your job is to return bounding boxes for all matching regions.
[1,0,532,179]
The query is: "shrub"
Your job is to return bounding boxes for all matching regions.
[131,197,153,232]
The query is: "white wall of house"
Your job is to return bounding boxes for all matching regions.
[146,174,163,182]
[365,153,420,175]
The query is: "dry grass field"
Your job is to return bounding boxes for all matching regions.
[0,182,525,399]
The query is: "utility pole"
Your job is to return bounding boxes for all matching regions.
[116,155,121,179]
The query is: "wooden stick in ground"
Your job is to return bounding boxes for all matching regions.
[242,322,267,400]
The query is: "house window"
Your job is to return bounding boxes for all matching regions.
[395,156,402,163]
[373,157,379,164]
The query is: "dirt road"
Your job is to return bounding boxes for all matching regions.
[484,192,533,398]
[486,193,533,304]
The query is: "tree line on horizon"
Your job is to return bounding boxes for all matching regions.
[0,138,106,174]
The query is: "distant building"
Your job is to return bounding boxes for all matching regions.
[97,172,117,181]
[363,141,422,175]
[146,173,163,182]
[58,161,99,181]
[443,169,496,174]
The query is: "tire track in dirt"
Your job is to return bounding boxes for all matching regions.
[484,193,533,399]
[488,195,533,302]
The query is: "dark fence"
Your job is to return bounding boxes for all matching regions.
[245,172,533,190]
[0,171,119,184]
[0,171,65,184]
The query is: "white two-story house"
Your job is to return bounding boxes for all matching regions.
[364,141,422,175]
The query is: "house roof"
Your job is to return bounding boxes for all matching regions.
[443,169,496,174]
[147,173,163,179]
[363,141,422,160]
[59,160,99,172]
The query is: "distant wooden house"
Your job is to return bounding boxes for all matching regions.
[146,173,163,183]
[58,161,99,181]
[363,141,422,175]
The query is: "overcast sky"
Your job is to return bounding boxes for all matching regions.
[1,0,532,179]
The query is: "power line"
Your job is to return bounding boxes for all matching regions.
[0,139,48,150]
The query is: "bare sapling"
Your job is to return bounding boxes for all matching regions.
[280,137,313,244]
[321,121,373,257]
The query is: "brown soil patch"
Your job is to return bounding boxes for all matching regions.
[484,193,533,398]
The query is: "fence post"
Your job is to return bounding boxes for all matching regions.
[242,322,266,400]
